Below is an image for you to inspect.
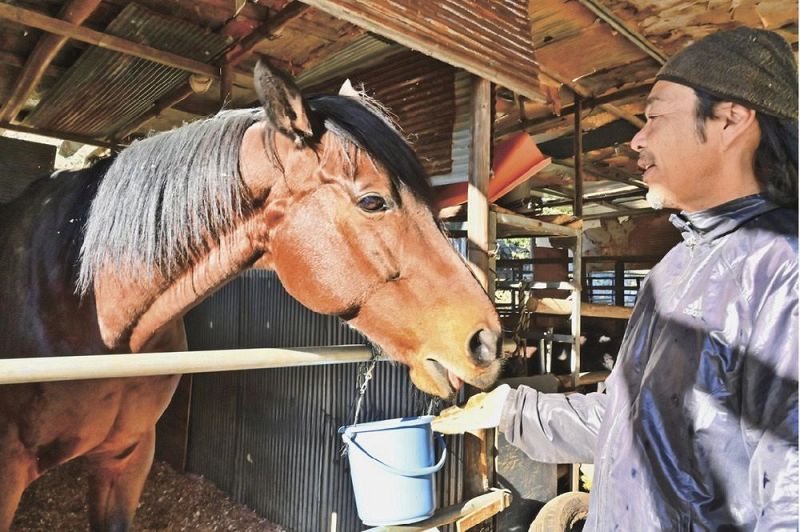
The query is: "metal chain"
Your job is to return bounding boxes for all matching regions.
[351,357,377,426]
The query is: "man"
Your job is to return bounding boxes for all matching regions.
[433,27,798,530]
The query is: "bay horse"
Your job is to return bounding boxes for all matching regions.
[0,62,502,530]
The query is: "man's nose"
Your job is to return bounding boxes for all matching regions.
[630,127,645,152]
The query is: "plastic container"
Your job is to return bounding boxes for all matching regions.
[339,415,446,526]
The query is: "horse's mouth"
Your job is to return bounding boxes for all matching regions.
[427,359,465,398]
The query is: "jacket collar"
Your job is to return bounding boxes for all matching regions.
[669,194,779,242]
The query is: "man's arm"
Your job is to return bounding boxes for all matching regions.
[742,258,798,530]
[499,386,606,464]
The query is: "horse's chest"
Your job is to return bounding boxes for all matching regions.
[1,376,180,463]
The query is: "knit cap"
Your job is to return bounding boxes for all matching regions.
[656,27,798,120]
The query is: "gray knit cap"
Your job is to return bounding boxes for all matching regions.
[656,27,798,120]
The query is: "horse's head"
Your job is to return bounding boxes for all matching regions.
[241,62,502,398]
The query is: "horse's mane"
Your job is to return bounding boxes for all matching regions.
[77,96,433,294]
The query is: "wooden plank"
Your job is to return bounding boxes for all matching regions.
[529,297,633,319]
[365,489,512,531]
[495,212,580,238]
[0,0,102,123]
[0,3,219,78]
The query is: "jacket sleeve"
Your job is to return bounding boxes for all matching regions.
[498,385,606,463]
[742,258,798,531]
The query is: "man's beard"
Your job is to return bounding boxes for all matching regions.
[646,189,665,210]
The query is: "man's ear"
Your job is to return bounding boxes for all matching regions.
[720,102,759,149]
[253,59,314,147]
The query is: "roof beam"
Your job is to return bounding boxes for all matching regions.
[0,0,102,124]
[111,2,309,141]
[0,120,123,150]
[0,3,219,78]
[554,158,647,190]
[575,0,667,65]
[298,0,548,102]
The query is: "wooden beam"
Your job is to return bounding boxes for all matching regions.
[465,75,493,503]
[111,2,308,140]
[225,1,310,65]
[0,3,219,78]
[111,83,196,141]
[575,0,667,64]
[0,119,123,150]
[0,0,102,124]
[599,103,645,129]
[496,83,652,140]
[573,97,584,217]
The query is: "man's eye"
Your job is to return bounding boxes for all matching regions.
[357,194,388,212]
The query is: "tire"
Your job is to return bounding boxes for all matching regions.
[529,491,590,532]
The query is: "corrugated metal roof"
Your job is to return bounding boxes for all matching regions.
[295,33,401,89]
[23,3,231,139]
[306,50,456,179]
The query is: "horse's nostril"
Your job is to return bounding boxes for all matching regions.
[468,328,499,364]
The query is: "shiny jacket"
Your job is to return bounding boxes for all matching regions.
[500,195,798,531]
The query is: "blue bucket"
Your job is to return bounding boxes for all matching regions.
[340,415,446,526]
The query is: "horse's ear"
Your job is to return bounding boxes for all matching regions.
[254,59,314,148]
[338,78,360,98]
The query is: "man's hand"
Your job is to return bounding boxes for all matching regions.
[431,384,511,435]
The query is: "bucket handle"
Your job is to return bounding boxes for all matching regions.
[342,432,447,477]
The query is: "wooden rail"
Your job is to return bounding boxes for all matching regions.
[0,345,378,384]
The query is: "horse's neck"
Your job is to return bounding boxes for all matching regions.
[94,216,266,352]
[0,168,107,356]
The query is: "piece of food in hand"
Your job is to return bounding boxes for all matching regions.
[431,384,511,435]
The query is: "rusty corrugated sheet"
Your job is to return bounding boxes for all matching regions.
[306,50,456,179]
[303,0,543,101]
[184,269,464,531]
[430,70,471,185]
[23,3,230,139]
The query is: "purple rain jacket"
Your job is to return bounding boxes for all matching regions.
[500,194,798,531]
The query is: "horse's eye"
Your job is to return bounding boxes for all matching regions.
[357,194,388,213]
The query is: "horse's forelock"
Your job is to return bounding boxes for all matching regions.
[306,95,436,210]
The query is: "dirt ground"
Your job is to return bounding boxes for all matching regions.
[11,460,285,531]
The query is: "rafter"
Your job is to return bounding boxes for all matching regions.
[0,0,102,124]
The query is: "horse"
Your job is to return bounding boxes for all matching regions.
[0,62,502,531]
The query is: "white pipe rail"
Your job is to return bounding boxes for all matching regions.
[0,345,380,385]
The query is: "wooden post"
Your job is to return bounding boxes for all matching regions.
[615,260,625,306]
[573,95,584,217]
[465,74,493,503]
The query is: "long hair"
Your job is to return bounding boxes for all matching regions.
[694,89,798,209]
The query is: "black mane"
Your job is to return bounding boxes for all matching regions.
[307,95,435,208]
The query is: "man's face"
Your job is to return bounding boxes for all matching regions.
[631,80,723,212]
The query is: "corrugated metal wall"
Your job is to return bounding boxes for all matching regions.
[184,268,467,531]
